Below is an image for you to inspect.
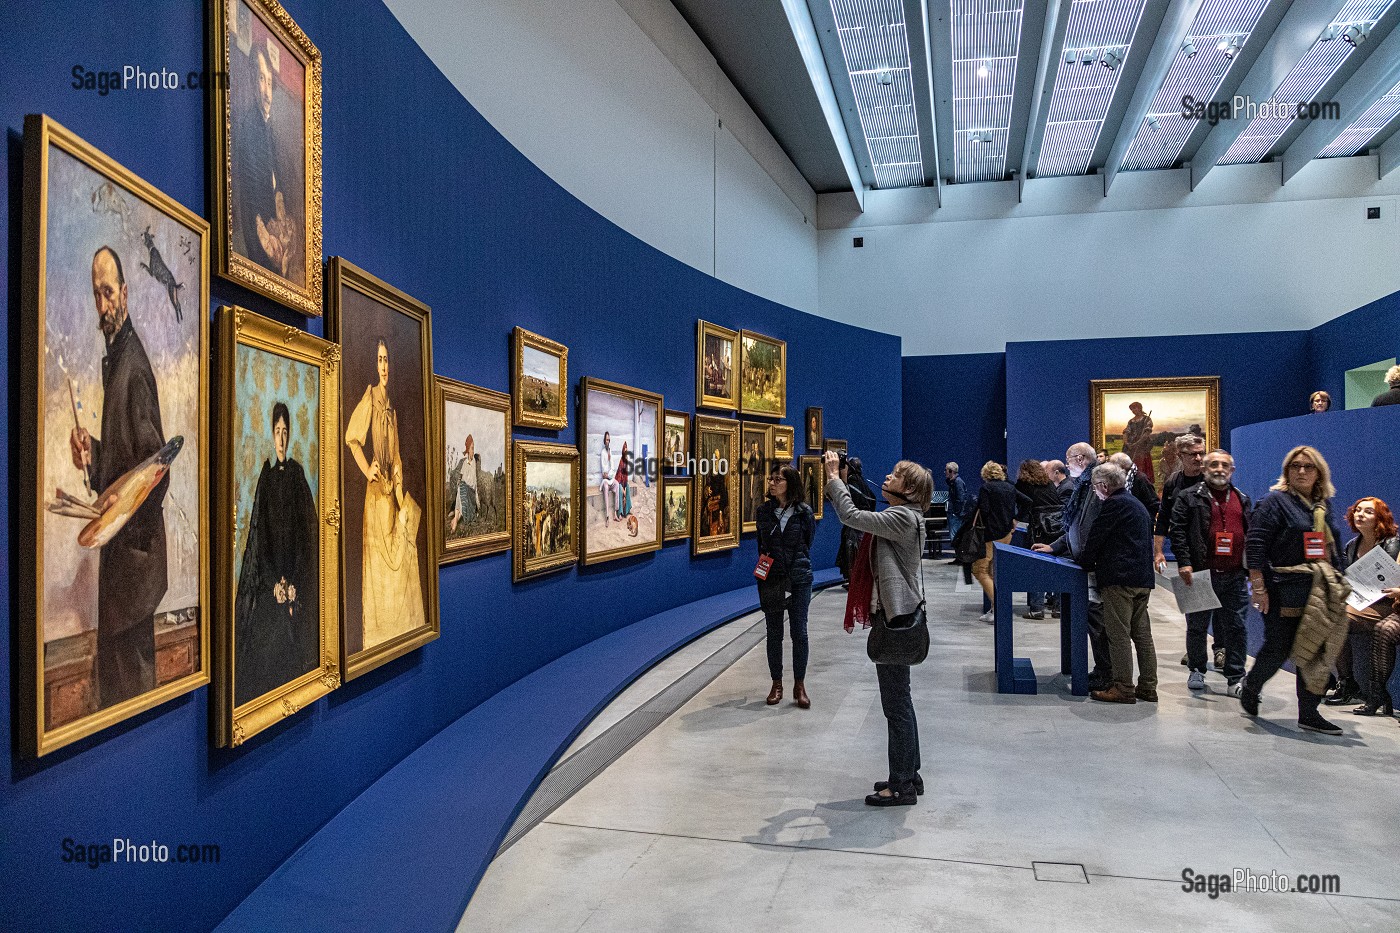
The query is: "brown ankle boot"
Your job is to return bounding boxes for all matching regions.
[766,681,783,705]
[1090,683,1137,704]
[793,682,810,709]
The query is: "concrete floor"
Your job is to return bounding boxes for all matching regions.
[461,561,1400,932]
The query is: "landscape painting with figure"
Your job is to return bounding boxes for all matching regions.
[514,443,579,582]
[440,381,510,562]
[25,117,208,754]
[664,478,691,540]
[581,379,661,565]
[740,330,786,417]
[1093,378,1219,495]
[521,345,559,418]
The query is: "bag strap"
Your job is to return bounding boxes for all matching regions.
[914,506,927,608]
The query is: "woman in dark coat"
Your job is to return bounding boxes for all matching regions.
[235,402,320,707]
[1015,459,1062,619]
[973,461,1031,622]
[757,466,817,708]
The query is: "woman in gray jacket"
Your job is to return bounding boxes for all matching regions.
[824,451,933,807]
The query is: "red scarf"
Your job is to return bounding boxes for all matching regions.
[843,532,875,632]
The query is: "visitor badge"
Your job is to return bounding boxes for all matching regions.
[1215,532,1233,556]
[754,553,774,580]
[1303,531,1326,560]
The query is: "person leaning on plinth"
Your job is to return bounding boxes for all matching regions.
[1169,450,1252,697]
[1373,366,1400,406]
[1108,452,1161,525]
[1238,446,1352,736]
[824,450,932,807]
[756,466,816,710]
[1328,497,1400,715]
[1309,390,1331,413]
[1079,463,1158,704]
[1033,443,1113,692]
[971,462,1030,623]
[1014,459,1061,620]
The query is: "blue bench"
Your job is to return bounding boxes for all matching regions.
[216,569,843,932]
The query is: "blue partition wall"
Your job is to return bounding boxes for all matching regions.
[1308,291,1400,405]
[902,352,1006,494]
[0,3,901,931]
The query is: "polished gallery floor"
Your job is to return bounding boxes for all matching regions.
[461,561,1400,932]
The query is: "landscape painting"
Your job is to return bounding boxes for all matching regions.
[580,378,662,565]
[514,441,579,581]
[437,376,511,563]
[740,330,786,417]
[1091,377,1220,494]
[513,327,567,430]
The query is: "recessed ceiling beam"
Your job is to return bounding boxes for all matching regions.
[906,0,943,202]
[1018,0,1071,201]
[780,0,866,210]
[1380,123,1400,175]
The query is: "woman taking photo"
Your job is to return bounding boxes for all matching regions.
[1330,498,1400,716]
[824,450,932,807]
[756,466,816,709]
[1015,459,1062,620]
[1240,446,1351,735]
[972,462,1030,623]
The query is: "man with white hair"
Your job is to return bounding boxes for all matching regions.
[1372,365,1400,406]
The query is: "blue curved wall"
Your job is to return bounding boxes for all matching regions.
[0,3,901,930]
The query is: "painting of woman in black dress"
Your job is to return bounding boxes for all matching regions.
[234,401,319,707]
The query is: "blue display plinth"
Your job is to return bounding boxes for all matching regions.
[992,543,1090,696]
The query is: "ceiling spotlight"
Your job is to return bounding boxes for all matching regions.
[1182,38,1197,59]
[1219,36,1243,59]
[977,61,990,79]
[875,69,895,86]
[1145,115,1160,129]
[1065,48,1077,64]
[1319,24,1341,42]
[968,130,992,143]
[1081,48,1096,65]
[1100,48,1122,70]
[1342,23,1370,46]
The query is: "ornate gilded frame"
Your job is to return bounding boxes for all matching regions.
[513,441,581,581]
[739,329,787,418]
[805,406,824,450]
[1089,376,1221,459]
[19,115,212,757]
[692,416,741,555]
[740,421,774,534]
[434,376,512,565]
[209,0,323,315]
[663,476,694,542]
[511,326,568,430]
[696,320,739,412]
[771,424,795,465]
[823,438,848,459]
[800,455,825,521]
[214,305,340,747]
[325,256,441,680]
[578,377,665,565]
[663,409,691,473]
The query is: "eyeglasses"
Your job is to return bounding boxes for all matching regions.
[1289,463,1318,473]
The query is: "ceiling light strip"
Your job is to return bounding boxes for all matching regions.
[951,1,1027,183]
[830,0,926,188]
[1318,76,1400,154]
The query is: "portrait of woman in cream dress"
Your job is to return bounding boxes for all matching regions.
[345,338,425,648]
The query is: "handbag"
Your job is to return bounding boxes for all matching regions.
[867,517,930,666]
[953,507,986,564]
[1032,506,1062,542]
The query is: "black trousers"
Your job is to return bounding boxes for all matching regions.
[1088,600,1110,679]
[875,663,921,789]
[98,616,156,709]
[1244,576,1323,718]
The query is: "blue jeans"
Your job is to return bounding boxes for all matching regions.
[948,512,963,546]
[759,561,812,681]
[876,663,921,789]
[1185,569,1248,682]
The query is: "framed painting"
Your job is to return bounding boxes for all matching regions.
[210,0,323,315]
[1090,377,1220,495]
[805,407,824,450]
[512,326,568,430]
[435,376,511,564]
[214,306,340,746]
[740,421,773,533]
[663,476,694,542]
[739,329,786,417]
[513,441,580,581]
[823,438,848,459]
[696,320,739,412]
[692,416,740,555]
[663,409,690,473]
[771,425,795,465]
[19,115,210,757]
[326,257,440,681]
[800,455,825,521]
[580,377,663,565]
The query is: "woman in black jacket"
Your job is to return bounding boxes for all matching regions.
[756,465,817,708]
[1015,459,1062,619]
[1240,446,1348,735]
[973,462,1031,622]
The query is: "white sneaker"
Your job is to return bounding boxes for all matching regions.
[1226,682,1243,698]
[1187,671,1206,691]
[979,610,995,623]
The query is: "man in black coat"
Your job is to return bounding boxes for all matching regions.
[1169,450,1252,695]
[70,246,168,709]
[1079,463,1156,704]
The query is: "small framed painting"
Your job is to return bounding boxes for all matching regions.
[435,376,511,564]
[513,441,580,581]
[739,329,786,417]
[663,409,691,473]
[663,476,694,542]
[771,425,795,465]
[805,407,823,450]
[823,438,848,459]
[696,320,739,412]
[692,416,740,555]
[800,455,825,521]
[1090,376,1220,495]
[513,327,568,430]
[740,421,773,533]
[579,377,663,566]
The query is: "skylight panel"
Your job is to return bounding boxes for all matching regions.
[1318,75,1400,156]
[951,0,1026,183]
[830,0,926,188]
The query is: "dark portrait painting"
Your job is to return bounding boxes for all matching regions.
[692,416,739,555]
[213,0,322,314]
[20,116,209,757]
[327,259,439,680]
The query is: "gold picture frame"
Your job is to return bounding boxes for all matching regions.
[823,438,848,459]
[771,425,795,465]
[692,416,741,555]
[800,455,825,521]
[739,329,786,418]
[663,476,694,542]
[326,257,440,681]
[740,421,774,533]
[512,326,568,430]
[209,0,323,315]
[663,409,691,473]
[434,376,512,565]
[579,377,664,565]
[514,441,581,581]
[19,115,211,757]
[805,407,824,450]
[696,320,739,412]
[214,305,340,747]
[1090,376,1221,494]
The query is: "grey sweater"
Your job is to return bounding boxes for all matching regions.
[826,477,924,617]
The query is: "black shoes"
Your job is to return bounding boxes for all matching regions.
[1238,684,1261,717]
[1351,699,1394,717]
[873,775,924,796]
[1324,679,1364,706]
[865,787,918,807]
[1298,713,1344,736]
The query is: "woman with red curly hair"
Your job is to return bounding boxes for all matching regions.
[1326,498,1400,713]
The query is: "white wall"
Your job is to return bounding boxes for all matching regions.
[381,0,819,314]
[818,157,1400,355]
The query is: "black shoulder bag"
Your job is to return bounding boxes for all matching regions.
[953,506,986,564]
[867,512,929,666]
